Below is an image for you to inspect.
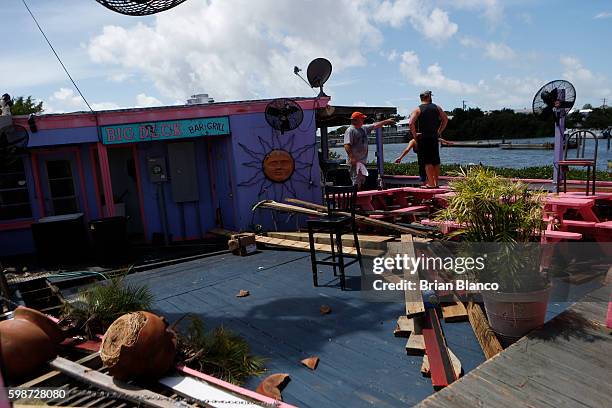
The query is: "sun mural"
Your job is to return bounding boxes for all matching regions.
[238,132,317,218]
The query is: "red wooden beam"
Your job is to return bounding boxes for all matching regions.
[422,308,457,389]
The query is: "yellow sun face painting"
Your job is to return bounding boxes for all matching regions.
[237,133,316,202]
[263,149,295,182]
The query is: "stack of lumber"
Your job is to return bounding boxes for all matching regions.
[389,235,505,391]
[211,228,389,257]
[252,199,430,237]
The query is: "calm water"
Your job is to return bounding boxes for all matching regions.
[331,137,612,171]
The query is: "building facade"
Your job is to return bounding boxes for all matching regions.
[1,97,326,256]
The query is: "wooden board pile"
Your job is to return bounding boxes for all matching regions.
[388,235,503,390]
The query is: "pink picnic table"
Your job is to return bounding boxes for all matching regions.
[356,189,399,211]
[544,196,599,223]
[401,186,450,201]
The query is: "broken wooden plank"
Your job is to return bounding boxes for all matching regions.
[467,300,503,360]
[386,239,425,317]
[422,308,457,389]
[255,235,384,257]
[394,315,415,337]
[267,231,394,250]
[421,348,461,379]
[420,355,430,376]
[447,348,462,378]
[18,353,100,388]
[49,357,181,408]
[284,198,428,236]
[441,301,468,322]
[406,333,425,355]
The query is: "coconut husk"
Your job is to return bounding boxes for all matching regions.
[256,373,290,400]
[100,312,146,368]
[301,356,319,370]
[100,311,176,380]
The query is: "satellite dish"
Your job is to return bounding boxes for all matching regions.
[265,98,304,134]
[532,80,576,120]
[94,0,189,16]
[307,58,332,97]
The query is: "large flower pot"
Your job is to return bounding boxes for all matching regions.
[0,307,65,381]
[100,311,176,380]
[482,286,551,345]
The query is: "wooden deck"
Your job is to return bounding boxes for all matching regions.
[417,285,612,408]
[124,249,486,407]
[120,248,609,407]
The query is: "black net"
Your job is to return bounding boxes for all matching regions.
[94,0,189,16]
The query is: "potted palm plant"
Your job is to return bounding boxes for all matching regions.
[436,167,550,343]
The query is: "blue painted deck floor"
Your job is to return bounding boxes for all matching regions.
[124,249,598,407]
[126,249,488,407]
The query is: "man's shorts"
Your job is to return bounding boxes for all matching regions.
[349,164,367,188]
[419,135,441,165]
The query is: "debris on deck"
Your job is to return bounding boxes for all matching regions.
[417,285,612,408]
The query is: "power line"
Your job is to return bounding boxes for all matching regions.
[21,0,94,112]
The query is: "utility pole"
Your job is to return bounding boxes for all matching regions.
[603,98,607,108]
[462,100,467,111]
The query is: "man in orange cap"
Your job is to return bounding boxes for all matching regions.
[343,112,395,188]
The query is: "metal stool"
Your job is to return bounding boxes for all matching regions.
[558,130,598,195]
[307,185,363,290]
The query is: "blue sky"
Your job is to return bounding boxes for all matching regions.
[2,0,611,116]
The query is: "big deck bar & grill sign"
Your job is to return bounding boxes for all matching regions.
[101,116,230,145]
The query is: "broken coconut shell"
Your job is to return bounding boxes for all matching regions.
[319,305,331,315]
[256,373,291,400]
[100,311,176,380]
[236,290,250,297]
[0,307,65,381]
[301,356,319,370]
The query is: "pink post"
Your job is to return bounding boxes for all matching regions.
[607,293,612,329]
[96,143,115,217]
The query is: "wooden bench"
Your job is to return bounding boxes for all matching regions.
[545,197,595,207]
[542,230,582,241]
[391,205,429,214]
[595,221,612,230]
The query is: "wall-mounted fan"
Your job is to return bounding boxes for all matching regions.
[0,124,29,165]
[532,80,576,189]
[94,0,189,16]
[532,80,576,122]
[265,98,304,134]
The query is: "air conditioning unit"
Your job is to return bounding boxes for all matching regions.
[186,93,214,105]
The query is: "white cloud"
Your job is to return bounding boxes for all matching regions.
[374,0,458,42]
[594,12,612,19]
[108,73,132,83]
[386,50,399,62]
[88,0,385,102]
[399,51,478,94]
[136,93,162,107]
[46,87,120,113]
[560,55,611,100]
[484,42,516,61]
[448,0,503,22]
[460,36,516,60]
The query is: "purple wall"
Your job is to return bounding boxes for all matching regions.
[136,139,219,241]
[28,126,99,147]
[229,110,322,232]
